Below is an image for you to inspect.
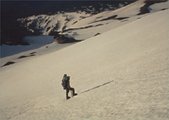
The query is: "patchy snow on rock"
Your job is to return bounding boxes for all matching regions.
[18,0,169,42]
[18,12,91,35]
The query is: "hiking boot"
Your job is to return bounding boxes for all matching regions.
[73,93,78,96]
[66,96,70,100]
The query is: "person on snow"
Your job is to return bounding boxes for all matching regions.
[61,74,77,100]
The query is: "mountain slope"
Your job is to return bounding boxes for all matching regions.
[18,0,169,40]
[1,0,168,58]
[0,8,169,120]
[1,1,134,44]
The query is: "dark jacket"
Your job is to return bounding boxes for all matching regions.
[62,76,70,89]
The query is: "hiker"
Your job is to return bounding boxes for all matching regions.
[61,74,77,100]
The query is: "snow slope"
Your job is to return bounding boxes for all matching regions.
[0,6,169,120]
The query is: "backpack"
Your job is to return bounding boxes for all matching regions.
[61,76,69,89]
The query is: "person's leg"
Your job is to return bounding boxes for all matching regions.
[66,89,70,99]
[69,87,74,96]
[69,87,77,96]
